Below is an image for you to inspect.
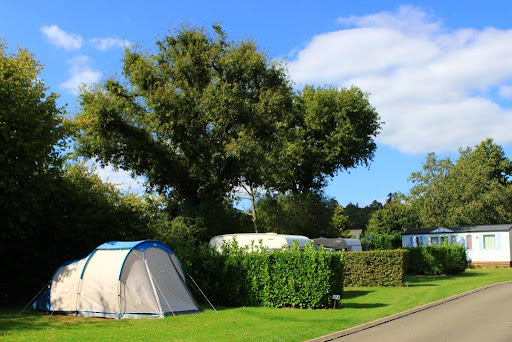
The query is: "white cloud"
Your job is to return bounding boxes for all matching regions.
[90,37,131,51]
[89,161,147,194]
[60,55,101,95]
[287,6,512,154]
[41,25,83,50]
[337,5,440,36]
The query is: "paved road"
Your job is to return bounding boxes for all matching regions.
[337,283,512,342]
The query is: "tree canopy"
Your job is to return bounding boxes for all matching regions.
[409,139,512,227]
[74,25,381,216]
[0,41,65,239]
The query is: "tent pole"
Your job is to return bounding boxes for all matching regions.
[18,280,51,316]
[186,273,218,314]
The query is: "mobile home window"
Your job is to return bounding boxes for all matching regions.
[414,237,420,247]
[450,235,457,244]
[441,236,448,245]
[483,235,496,250]
[466,235,472,249]
[431,237,439,245]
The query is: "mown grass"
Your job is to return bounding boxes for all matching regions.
[1,268,511,341]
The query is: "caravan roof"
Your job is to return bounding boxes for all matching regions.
[209,233,311,252]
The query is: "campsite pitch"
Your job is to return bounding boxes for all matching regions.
[1,268,511,341]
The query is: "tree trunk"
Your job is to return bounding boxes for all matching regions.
[249,186,258,233]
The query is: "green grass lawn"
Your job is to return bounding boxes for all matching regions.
[1,268,511,341]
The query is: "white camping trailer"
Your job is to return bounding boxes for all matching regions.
[209,233,311,252]
[344,238,363,251]
[313,237,362,252]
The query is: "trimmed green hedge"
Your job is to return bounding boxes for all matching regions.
[184,243,345,309]
[344,250,407,287]
[407,245,468,275]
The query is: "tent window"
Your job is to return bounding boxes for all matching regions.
[466,235,472,249]
[483,235,496,250]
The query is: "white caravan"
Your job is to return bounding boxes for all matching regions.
[344,238,363,251]
[313,237,363,252]
[209,233,312,252]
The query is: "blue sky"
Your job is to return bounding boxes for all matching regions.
[3,1,512,207]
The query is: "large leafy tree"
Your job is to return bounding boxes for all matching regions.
[0,41,65,238]
[75,25,293,210]
[74,26,381,232]
[409,139,512,227]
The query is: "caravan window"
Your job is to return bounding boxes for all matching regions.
[466,235,472,249]
[483,235,496,250]
[431,237,439,245]
[441,236,448,245]
[450,235,457,244]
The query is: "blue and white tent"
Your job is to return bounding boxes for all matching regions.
[33,240,200,318]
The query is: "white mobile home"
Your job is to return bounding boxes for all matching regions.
[402,224,512,267]
[209,233,311,252]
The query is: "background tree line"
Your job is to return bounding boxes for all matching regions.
[366,139,512,235]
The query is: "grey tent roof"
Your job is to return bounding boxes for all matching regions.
[313,237,348,250]
[403,224,512,235]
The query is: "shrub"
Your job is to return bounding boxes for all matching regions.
[360,233,402,250]
[180,242,344,309]
[344,250,407,287]
[407,245,468,275]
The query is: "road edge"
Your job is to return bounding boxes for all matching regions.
[309,280,512,342]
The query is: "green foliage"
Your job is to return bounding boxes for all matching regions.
[367,194,420,234]
[256,192,339,237]
[182,242,344,309]
[344,200,383,230]
[407,245,468,275]
[409,139,512,227]
[332,205,353,237]
[73,25,381,215]
[0,163,154,303]
[279,86,381,193]
[74,25,294,205]
[0,41,65,239]
[360,233,402,250]
[344,250,407,286]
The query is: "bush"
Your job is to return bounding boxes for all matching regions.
[181,242,345,309]
[344,250,407,286]
[360,233,402,250]
[407,245,468,275]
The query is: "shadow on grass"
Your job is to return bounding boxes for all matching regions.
[342,290,374,300]
[405,270,486,287]
[0,308,106,333]
[340,303,387,309]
